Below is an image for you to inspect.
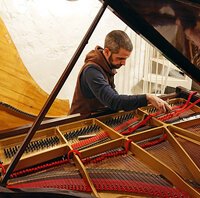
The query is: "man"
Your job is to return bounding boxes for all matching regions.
[70,30,171,115]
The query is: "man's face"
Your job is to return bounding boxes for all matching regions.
[108,48,131,69]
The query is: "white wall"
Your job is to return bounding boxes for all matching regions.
[0,0,129,103]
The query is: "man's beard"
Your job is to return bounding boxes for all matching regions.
[108,55,122,69]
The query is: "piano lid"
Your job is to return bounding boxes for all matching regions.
[100,0,200,85]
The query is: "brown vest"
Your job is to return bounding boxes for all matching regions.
[69,46,115,115]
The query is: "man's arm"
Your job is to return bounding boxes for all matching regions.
[81,66,147,111]
[81,66,172,113]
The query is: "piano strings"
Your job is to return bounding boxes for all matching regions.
[1,93,200,197]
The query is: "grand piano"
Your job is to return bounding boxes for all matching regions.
[0,0,200,197]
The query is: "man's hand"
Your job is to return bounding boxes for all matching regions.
[146,94,172,113]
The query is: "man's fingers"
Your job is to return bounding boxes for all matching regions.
[157,100,171,113]
[164,102,172,112]
[146,94,172,113]
[162,104,166,113]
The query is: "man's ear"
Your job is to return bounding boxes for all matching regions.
[104,48,111,57]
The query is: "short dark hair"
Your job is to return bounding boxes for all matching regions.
[104,30,133,53]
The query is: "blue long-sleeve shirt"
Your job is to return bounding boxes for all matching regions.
[80,65,148,112]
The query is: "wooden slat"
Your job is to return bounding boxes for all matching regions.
[0,17,70,131]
